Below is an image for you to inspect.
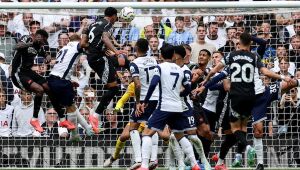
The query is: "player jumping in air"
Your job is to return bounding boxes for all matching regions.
[11,30,75,133]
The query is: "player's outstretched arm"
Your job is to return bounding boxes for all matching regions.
[204,62,225,83]
[102,32,126,56]
[205,71,228,89]
[260,67,290,82]
[80,28,89,48]
[180,83,191,97]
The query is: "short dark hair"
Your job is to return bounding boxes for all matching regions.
[29,20,40,27]
[197,23,206,30]
[136,38,149,54]
[105,7,118,17]
[199,49,211,57]
[174,45,186,59]
[160,44,174,60]
[233,22,244,28]
[208,21,218,27]
[239,32,252,46]
[226,27,236,33]
[35,29,49,39]
[175,16,184,22]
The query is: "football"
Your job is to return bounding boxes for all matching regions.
[120,7,135,22]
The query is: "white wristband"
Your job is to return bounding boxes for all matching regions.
[280,75,285,80]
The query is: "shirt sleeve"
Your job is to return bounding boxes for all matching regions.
[188,32,194,44]
[182,70,192,86]
[221,52,230,66]
[144,66,161,103]
[129,62,139,77]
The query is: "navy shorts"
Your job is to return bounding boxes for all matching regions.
[130,100,157,123]
[148,110,186,132]
[252,83,280,125]
[182,109,197,131]
[47,76,75,107]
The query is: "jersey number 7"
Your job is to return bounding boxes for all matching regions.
[170,72,179,90]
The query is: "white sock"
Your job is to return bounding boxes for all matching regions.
[254,137,263,164]
[130,130,142,163]
[188,135,210,168]
[217,158,224,165]
[169,134,185,168]
[168,141,176,168]
[150,133,158,162]
[67,112,77,134]
[75,110,90,130]
[178,137,197,167]
[141,136,152,168]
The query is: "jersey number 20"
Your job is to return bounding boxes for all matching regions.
[230,63,254,83]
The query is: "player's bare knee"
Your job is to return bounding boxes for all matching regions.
[173,132,184,140]
[142,128,155,137]
[158,131,170,141]
[129,122,139,131]
[186,129,196,135]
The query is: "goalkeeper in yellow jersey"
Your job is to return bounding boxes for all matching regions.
[104,82,145,167]
[104,81,170,168]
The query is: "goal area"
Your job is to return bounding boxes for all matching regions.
[0,1,299,169]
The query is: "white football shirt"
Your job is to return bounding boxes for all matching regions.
[154,62,188,112]
[50,41,82,80]
[130,55,159,101]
